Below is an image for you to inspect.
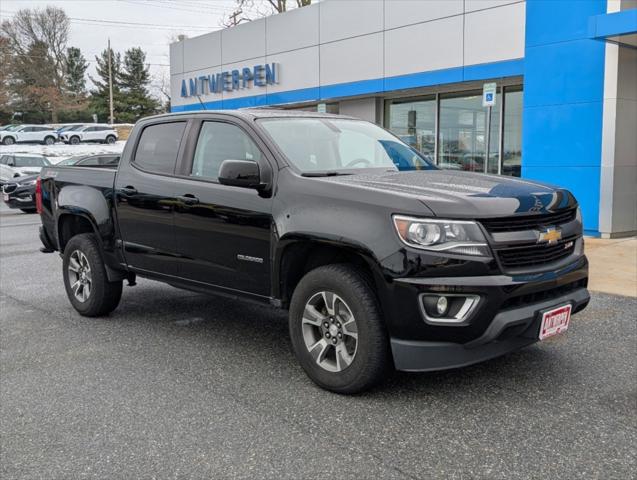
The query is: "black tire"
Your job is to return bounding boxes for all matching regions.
[69,136,80,145]
[20,208,36,213]
[43,136,55,145]
[105,135,116,144]
[3,136,15,145]
[62,233,123,317]
[289,264,391,394]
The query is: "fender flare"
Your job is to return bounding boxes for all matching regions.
[272,233,386,302]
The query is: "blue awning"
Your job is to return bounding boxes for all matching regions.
[589,9,637,48]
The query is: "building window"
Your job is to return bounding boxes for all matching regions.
[438,90,500,173]
[386,96,436,161]
[384,84,521,176]
[502,86,523,177]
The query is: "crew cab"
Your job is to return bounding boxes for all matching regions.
[1,125,58,145]
[60,125,118,144]
[37,110,590,393]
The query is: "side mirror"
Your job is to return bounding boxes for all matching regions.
[218,159,264,190]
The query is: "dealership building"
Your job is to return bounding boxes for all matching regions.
[170,0,637,237]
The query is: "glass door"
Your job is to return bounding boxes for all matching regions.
[438,91,500,173]
[385,96,436,162]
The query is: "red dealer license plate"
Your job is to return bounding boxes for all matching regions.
[539,304,572,340]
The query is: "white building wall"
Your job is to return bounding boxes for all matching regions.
[170,0,526,109]
[599,0,637,237]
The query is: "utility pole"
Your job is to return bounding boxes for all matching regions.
[228,9,242,26]
[107,38,114,125]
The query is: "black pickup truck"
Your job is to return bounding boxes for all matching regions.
[38,110,590,393]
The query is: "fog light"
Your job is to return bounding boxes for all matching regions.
[436,296,448,315]
[420,294,480,324]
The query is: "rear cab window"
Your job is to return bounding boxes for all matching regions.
[133,122,187,175]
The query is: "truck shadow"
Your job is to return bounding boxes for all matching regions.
[113,281,578,401]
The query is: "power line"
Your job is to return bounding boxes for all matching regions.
[0,11,216,31]
[1,51,170,67]
[117,0,234,15]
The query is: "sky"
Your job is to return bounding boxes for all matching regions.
[0,0,240,98]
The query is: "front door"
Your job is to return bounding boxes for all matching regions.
[172,120,273,298]
[114,120,188,276]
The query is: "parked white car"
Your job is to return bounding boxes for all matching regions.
[61,125,118,144]
[0,154,51,186]
[1,125,58,145]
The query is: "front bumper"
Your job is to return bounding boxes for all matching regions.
[386,256,590,371]
[391,287,589,371]
[2,185,35,209]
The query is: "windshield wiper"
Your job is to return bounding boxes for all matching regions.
[301,171,353,177]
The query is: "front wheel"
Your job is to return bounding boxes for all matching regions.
[289,264,391,394]
[105,135,116,144]
[69,136,80,145]
[43,136,55,145]
[62,233,123,316]
[2,136,15,145]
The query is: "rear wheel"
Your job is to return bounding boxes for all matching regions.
[289,264,391,394]
[69,136,80,145]
[62,233,122,316]
[105,135,116,144]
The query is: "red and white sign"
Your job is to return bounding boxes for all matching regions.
[539,304,572,340]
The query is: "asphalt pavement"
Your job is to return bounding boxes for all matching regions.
[1,204,635,479]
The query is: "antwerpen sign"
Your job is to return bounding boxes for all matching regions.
[181,63,278,98]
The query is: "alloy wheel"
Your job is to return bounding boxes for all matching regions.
[301,291,358,372]
[67,250,92,302]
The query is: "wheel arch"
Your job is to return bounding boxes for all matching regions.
[274,235,386,310]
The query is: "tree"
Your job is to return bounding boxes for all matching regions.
[89,48,125,123]
[119,47,159,122]
[0,36,13,122]
[1,6,77,122]
[65,47,88,96]
[222,0,312,27]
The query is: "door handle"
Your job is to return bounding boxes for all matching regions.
[120,186,137,195]
[177,194,200,205]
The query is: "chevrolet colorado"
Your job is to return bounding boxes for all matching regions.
[38,110,590,393]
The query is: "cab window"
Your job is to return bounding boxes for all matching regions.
[191,122,261,182]
[133,122,186,175]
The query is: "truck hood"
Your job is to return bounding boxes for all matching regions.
[323,169,577,217]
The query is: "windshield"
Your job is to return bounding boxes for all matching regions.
[259,118,436,174]
[14,156,50,167]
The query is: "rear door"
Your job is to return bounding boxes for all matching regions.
[114,120,188,276]
[171,118,274,297]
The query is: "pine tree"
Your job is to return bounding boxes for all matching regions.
[89,48,125,123]
[65,47,88,96]
[119,47,159,122]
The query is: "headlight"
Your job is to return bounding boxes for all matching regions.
[575,206,582,224]
[393,215,491,257]
[20,179,37,186]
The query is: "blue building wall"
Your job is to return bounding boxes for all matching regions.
[522,0,608,235]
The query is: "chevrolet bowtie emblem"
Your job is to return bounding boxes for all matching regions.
[538,227,562,245]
